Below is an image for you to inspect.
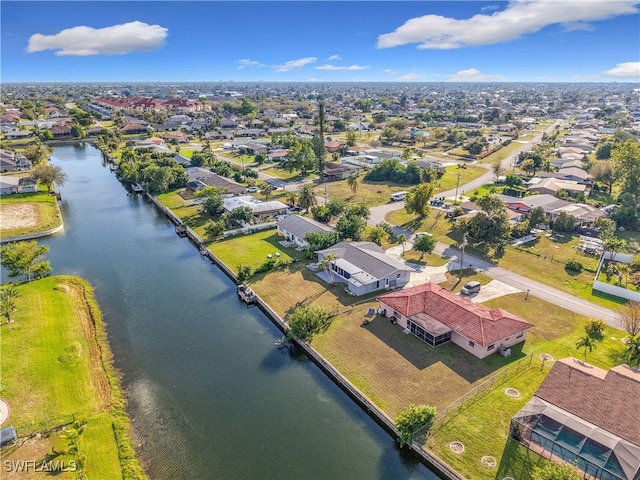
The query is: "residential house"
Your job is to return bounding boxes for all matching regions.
[0,150,32,172]
[276,215,334,248]
[316,241,412,296]
[510,358,640,480]
[526,177,588,197]
[186,167,246,196]
[0,175,38,195]
[323,162,360,181]
[222,196,288,219]
[378,283,533,358]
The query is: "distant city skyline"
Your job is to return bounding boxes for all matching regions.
[2,1,639,84]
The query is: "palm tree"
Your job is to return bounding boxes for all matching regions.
[576,334,597,363]
[347,173,359,195]
[261,184,275,201]
[285,191,298,207]
[616,263,631,286]
[319,253,338,284]
[397,234,407,256]
[298,184,317,212]
[0,286,19,324]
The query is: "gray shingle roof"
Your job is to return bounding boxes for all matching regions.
[277,214,333,239]
[317,241,412,279]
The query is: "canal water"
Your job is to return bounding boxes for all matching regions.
[40,144,437,479]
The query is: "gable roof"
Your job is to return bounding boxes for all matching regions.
[378,283,533,347]
[317,241,412,280]
[277,214,333,239]
[535,358,640,446]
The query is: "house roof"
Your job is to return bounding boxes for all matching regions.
[494,193,570,212]
[277,214,333,239]
[535,358,640,446]
[378,283,533,347]
[317,241,412,281]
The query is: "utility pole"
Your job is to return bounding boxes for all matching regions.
[324,183,327,205]
[454,172,461,205]
[459,232,467,278]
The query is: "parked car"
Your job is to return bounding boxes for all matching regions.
[415,232,433,238]
[460,281,481,295]
[246,186,258,193]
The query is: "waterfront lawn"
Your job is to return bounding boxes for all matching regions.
[0,190,62,238]
[0,276,145,479]
[207,230,301,274]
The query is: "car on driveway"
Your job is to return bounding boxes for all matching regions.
[247,186,258,193]
[415,232,433,238]
[460,281,481,295]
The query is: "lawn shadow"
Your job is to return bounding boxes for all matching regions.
[495,439,546,480]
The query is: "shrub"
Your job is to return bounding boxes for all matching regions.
[395,404,436,447]
[286,305,333,341]
[566,260,583,273]
[585,319,605,339]
[236,264,254,283]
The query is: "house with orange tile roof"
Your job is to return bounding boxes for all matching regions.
[377,283,533,358]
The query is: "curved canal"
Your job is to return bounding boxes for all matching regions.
[40,144,437,479]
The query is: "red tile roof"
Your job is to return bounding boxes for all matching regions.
[378,283,533,347]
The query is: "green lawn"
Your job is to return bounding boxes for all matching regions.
[434,165,487,193]
[207,230,302,274]
[261,166,319,182]
[0,276,145,479]
[0,190,62,238]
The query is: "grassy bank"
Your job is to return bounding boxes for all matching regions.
[0,276,146,479]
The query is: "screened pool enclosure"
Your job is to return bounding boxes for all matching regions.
[510,397,640,480]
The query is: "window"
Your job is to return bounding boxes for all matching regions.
[376,281,379,288]
[488,344,495,350]
[469,341,475,347]
[396,273,401,278]
[516,332,524,339]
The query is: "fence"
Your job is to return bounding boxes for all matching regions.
[16,413,76,437]
[420,353,534,436]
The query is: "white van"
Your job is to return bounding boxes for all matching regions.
[390,191,407,202]
[460,281,481,295]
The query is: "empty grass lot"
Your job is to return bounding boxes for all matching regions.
[0,190,62,238]
[0,276,145,479]
[207,230,302,274]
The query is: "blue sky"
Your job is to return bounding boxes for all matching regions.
[2,1,639,83]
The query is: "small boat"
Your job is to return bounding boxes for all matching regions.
[131,183,143,193]
[237,284,256,305]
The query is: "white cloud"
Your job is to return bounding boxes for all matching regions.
[236,59,261,69]
[28,21,168,56]
[316,64,369,71]
[383,69,399,75]
[603,61,640,78]
[274,57,317,72]
[328,54,341,60]
[377,0,639,49]
[447,68,506,82]
[398,72,425,81]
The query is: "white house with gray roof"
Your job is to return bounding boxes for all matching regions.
[316,241,412,296]
[277,215,333,248]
